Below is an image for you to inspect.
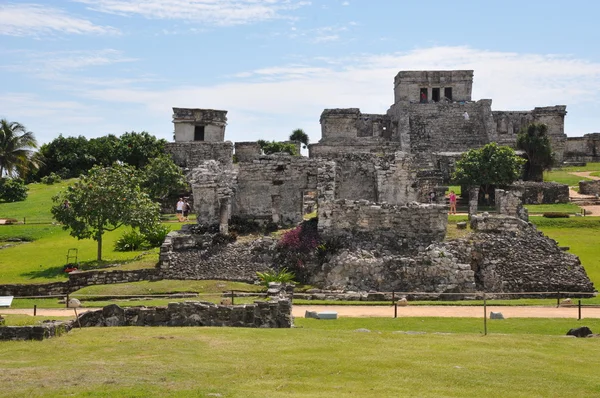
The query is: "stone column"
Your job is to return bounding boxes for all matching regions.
[218,197,230,235]
[468,187,479,220]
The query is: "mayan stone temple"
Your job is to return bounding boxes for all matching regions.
[158,70,595,295]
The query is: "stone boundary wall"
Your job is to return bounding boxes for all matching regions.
[318,199,447,250]
[0,321,72,341]
[564,133,600,163]
[165,141,233,169]
[511,181,570,204]
[309,143,403,159]
[470,214,529,232]
[579,180,600,195]
[495,188,528,221]
[0,269,162,298]
[77,301,292,328]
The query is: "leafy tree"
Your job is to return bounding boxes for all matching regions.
[117,131,167,168]
[289,128,309,149]
[51,164,160,261]
[0,119,39,178]
[37,135,95,179]
[88,134,120,167]
[452,143,526,201]
[257,140,298,156]
[0,178,28,202]
[141,155,189,202]
[516,123,554,182]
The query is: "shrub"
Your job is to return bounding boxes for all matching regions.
[256,268,296,287]
[543,212,570,218]
[40,172,62,185]
[143,224,170,247]
[0,178,28,202]
[114,229,149,251]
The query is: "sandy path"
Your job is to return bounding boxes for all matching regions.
[3,305,599,319]
[565,171,600,215]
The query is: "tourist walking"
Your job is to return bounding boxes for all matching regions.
[176,197,184,222]
[182,198,191,221]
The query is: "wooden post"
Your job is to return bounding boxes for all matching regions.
[231,290,235,305]
[578,300,582,320]
[33,305,37,316]
[483,293,487,336]
[394,303,397,319]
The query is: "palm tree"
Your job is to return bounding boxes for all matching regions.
[0,119,39,177]
[289,128,309,149]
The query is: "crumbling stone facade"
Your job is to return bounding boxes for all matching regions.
[565,133,600,162]
[495,188,528,221]
[512,181,570,204]
[579,180,600,196]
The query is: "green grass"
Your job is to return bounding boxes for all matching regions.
[0,179,74,223]
[524,203,581,214]
[72,280,264,296]
[0,314,73,326]
[544,169,591,186]
[592,171,600,178]
[2,323,600,397]
[560,162,600,172]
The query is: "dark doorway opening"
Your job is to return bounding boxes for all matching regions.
[432,88,440,102]
[194,126,205,141]
[444,87,453,101]
[419,88,428,103]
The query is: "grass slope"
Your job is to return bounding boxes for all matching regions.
[1,324,600,397]
[0,180,73,223]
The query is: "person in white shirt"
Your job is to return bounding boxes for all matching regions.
[176,198,184,222]
[463,111,469,120]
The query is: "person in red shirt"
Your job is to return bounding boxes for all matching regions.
[448,190,457,215]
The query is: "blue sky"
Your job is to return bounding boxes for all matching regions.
[1,0,599,145]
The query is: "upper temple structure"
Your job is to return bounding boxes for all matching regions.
[311,70,569,162]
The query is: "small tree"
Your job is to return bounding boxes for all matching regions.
[516,123,554,182]
[453,143,526,202]
[289,129,309,149]
[51,164,160,261]
[0,178,28,202]
[141,155,188,202]
[257,140,298,156]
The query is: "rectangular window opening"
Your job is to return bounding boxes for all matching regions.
[432,88,440,102]
[194,126,205,141]
[444,87,453,101]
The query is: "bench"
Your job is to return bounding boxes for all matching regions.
[0,296,14,308]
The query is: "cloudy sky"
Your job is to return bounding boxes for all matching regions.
[1,0,599,145]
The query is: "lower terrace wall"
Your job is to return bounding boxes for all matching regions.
[0,321,72,341]
[318,200,447,251]
[512,181,570,204]
[565,134,600,162]
[579,180,600,195]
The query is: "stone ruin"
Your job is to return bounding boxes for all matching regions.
[159,69,595,296]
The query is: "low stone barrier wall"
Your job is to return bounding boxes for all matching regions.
[512,181,569,204]
[0,269,163,298]
[78,300,293,328]
[470,214,529,233]
[0,321,72,341]
[579,180,600,195]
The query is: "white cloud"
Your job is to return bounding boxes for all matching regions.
[0,3,119,36]
[75,0,311,26]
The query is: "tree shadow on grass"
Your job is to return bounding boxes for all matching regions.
[21,259,135,280]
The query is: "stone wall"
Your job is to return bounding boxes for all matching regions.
[308,142,403,159]
[511,181,570,204]
[314,244,475,293]
[0,321,72,341]
[495,188,528,221]
[319,108,393,143]
[318,199,447,251]
[172,108,227,142]
[470,214,529,233]
[579,180,600,195]
[565,133,600,162]
[233,156,334,225]
[0,269,162,297]
[186,160,237,224]
[77,301,293,328]
[165,142,233,169]
[235,142,261,162]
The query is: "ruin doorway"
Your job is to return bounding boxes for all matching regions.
[432,88,440,102]
[302,190,317,219]
[444,87,453,101]
[419,88,428,103]
[194,126,205,141]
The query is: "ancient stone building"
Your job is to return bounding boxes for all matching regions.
[311,70,569,163]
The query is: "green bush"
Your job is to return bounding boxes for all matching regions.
[40,172,62,185]
[543,212,571,218]
[114,229,149,251]
[256,268,296,287]
[0,178,28,202]
[143,224,170,247]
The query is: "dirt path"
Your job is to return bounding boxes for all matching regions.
[3,305,600,319]
[566,171,600,215]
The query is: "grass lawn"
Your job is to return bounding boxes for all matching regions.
[524,203,581,214]
[560,162,600,172]
[1,321,600,397]
[543,169,590,186]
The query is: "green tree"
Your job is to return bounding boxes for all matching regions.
[452,142,526,201]
[257,140,298,156]
[117,131,167,168]
[51,164,160,261]
[0,178,28,202]
[0,119,39,178]
[516,123,554,182]
[289,128,309,149]
[37,135,94,179]
[141,155,189,202]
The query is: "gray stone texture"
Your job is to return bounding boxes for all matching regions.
[495,188,528,221]
[512,181,570,204]
[0,321,72,341]
[579,180,600,195]
[77,300,293,328]
[165,141,233,169]
[172,108,227,142]
[565,133,600,163]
